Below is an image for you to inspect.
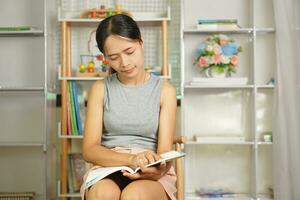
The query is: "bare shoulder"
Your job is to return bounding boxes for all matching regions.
[88,79,105,99]
[161,79,176,103]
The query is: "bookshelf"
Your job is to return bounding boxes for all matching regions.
[181,0,275,199]
[0,0,56,199]
[57,1,172,197]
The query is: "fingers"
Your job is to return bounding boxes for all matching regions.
[132,151,160,168]
[145,152,156,164]
[122,170,141,180]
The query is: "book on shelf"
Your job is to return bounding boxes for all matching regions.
[66,81,85,135]
[196,188,236,198]
[0,26,32,31]
[197,24,240,30]
[84,150,186,189]
[67,81,78,135]
[66,89,72,135]
[198,19,238,24]
[68,153,91,192]
[0,192,35,198]
[72,81,83,135]
[197,19,240,30]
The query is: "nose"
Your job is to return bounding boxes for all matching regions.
[120,54,129,68]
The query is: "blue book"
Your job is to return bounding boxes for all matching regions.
[198,19,238,24]
[71,81,83,135]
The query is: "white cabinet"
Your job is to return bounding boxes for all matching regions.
[0,0,55,199]
[181,0,275,199]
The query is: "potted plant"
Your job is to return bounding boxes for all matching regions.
[194,34,242,77]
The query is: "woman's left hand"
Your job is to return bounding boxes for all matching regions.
[121,160,168,181]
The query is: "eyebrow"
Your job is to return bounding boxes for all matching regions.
[107,46,135,57]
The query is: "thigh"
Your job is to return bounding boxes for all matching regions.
[86,178,121,200]
[121,180,169,200]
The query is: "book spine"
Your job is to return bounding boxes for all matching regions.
[72,81,83,135]
[66,90,72,135]
[68,81,78,135]
[67,154,74,193]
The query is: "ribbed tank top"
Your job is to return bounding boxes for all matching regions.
[101,73,164,151]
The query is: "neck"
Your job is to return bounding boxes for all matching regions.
[117,70,149,86]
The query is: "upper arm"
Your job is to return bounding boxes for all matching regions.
[82,80,105,155]
[157,80,177,154]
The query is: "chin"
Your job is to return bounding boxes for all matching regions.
[121,66,139,78]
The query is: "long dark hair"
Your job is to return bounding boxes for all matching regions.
[96,14,142,55]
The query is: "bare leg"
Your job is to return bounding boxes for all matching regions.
[120,180,169,200]
[86,178,121,200]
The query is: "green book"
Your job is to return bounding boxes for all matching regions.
[68,81,78,135]
[0,26,31,31]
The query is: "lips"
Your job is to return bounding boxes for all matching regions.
[122,67,135,73]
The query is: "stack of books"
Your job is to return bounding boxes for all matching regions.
[197,19,240,30]
[0,192,35,200]
[67,153,91,192]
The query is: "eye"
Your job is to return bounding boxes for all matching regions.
[126,48,135,55]
[109,56,118,60]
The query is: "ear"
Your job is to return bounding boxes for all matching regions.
[140,37,144,49]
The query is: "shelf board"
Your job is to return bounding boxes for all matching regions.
[257,85,275,89]
[58,7,171,23]
[0,86,44,91]
[183,27,275,34]
[184,84,254,89]
[257,142,273,145]
[58,64,171,81]
[183,28,253,34]
[186,141,254,145]
[57,122,83,139]
[255,27,276,34]
[59,76,105,81]
[59,75,170,81]
[256,194,273,200]
[58,134,83,139]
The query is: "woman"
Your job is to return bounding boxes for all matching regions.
[81,14,177,200]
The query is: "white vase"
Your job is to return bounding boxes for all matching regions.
[205,67,228,78]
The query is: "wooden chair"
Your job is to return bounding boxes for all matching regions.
[173,135,186,200]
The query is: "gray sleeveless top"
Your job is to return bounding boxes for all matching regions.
[101,73,164,151]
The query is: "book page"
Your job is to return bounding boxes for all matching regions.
[133,150,186,173]
[85,166,133,189]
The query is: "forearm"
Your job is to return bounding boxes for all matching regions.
[83,145,134,167]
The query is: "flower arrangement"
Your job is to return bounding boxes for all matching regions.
[194,34,242,77]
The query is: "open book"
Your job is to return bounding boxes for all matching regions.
[84,150,186,189]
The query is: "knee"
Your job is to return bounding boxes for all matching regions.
[87,181,120,200]
[121,183,145,200]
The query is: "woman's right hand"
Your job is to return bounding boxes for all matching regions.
[130,150,161,169]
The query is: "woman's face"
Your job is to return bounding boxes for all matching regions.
[104,35,144,78]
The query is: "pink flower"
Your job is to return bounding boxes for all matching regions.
[198,56,209,68]
[230,55,239,65]
[212,55,222,64]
